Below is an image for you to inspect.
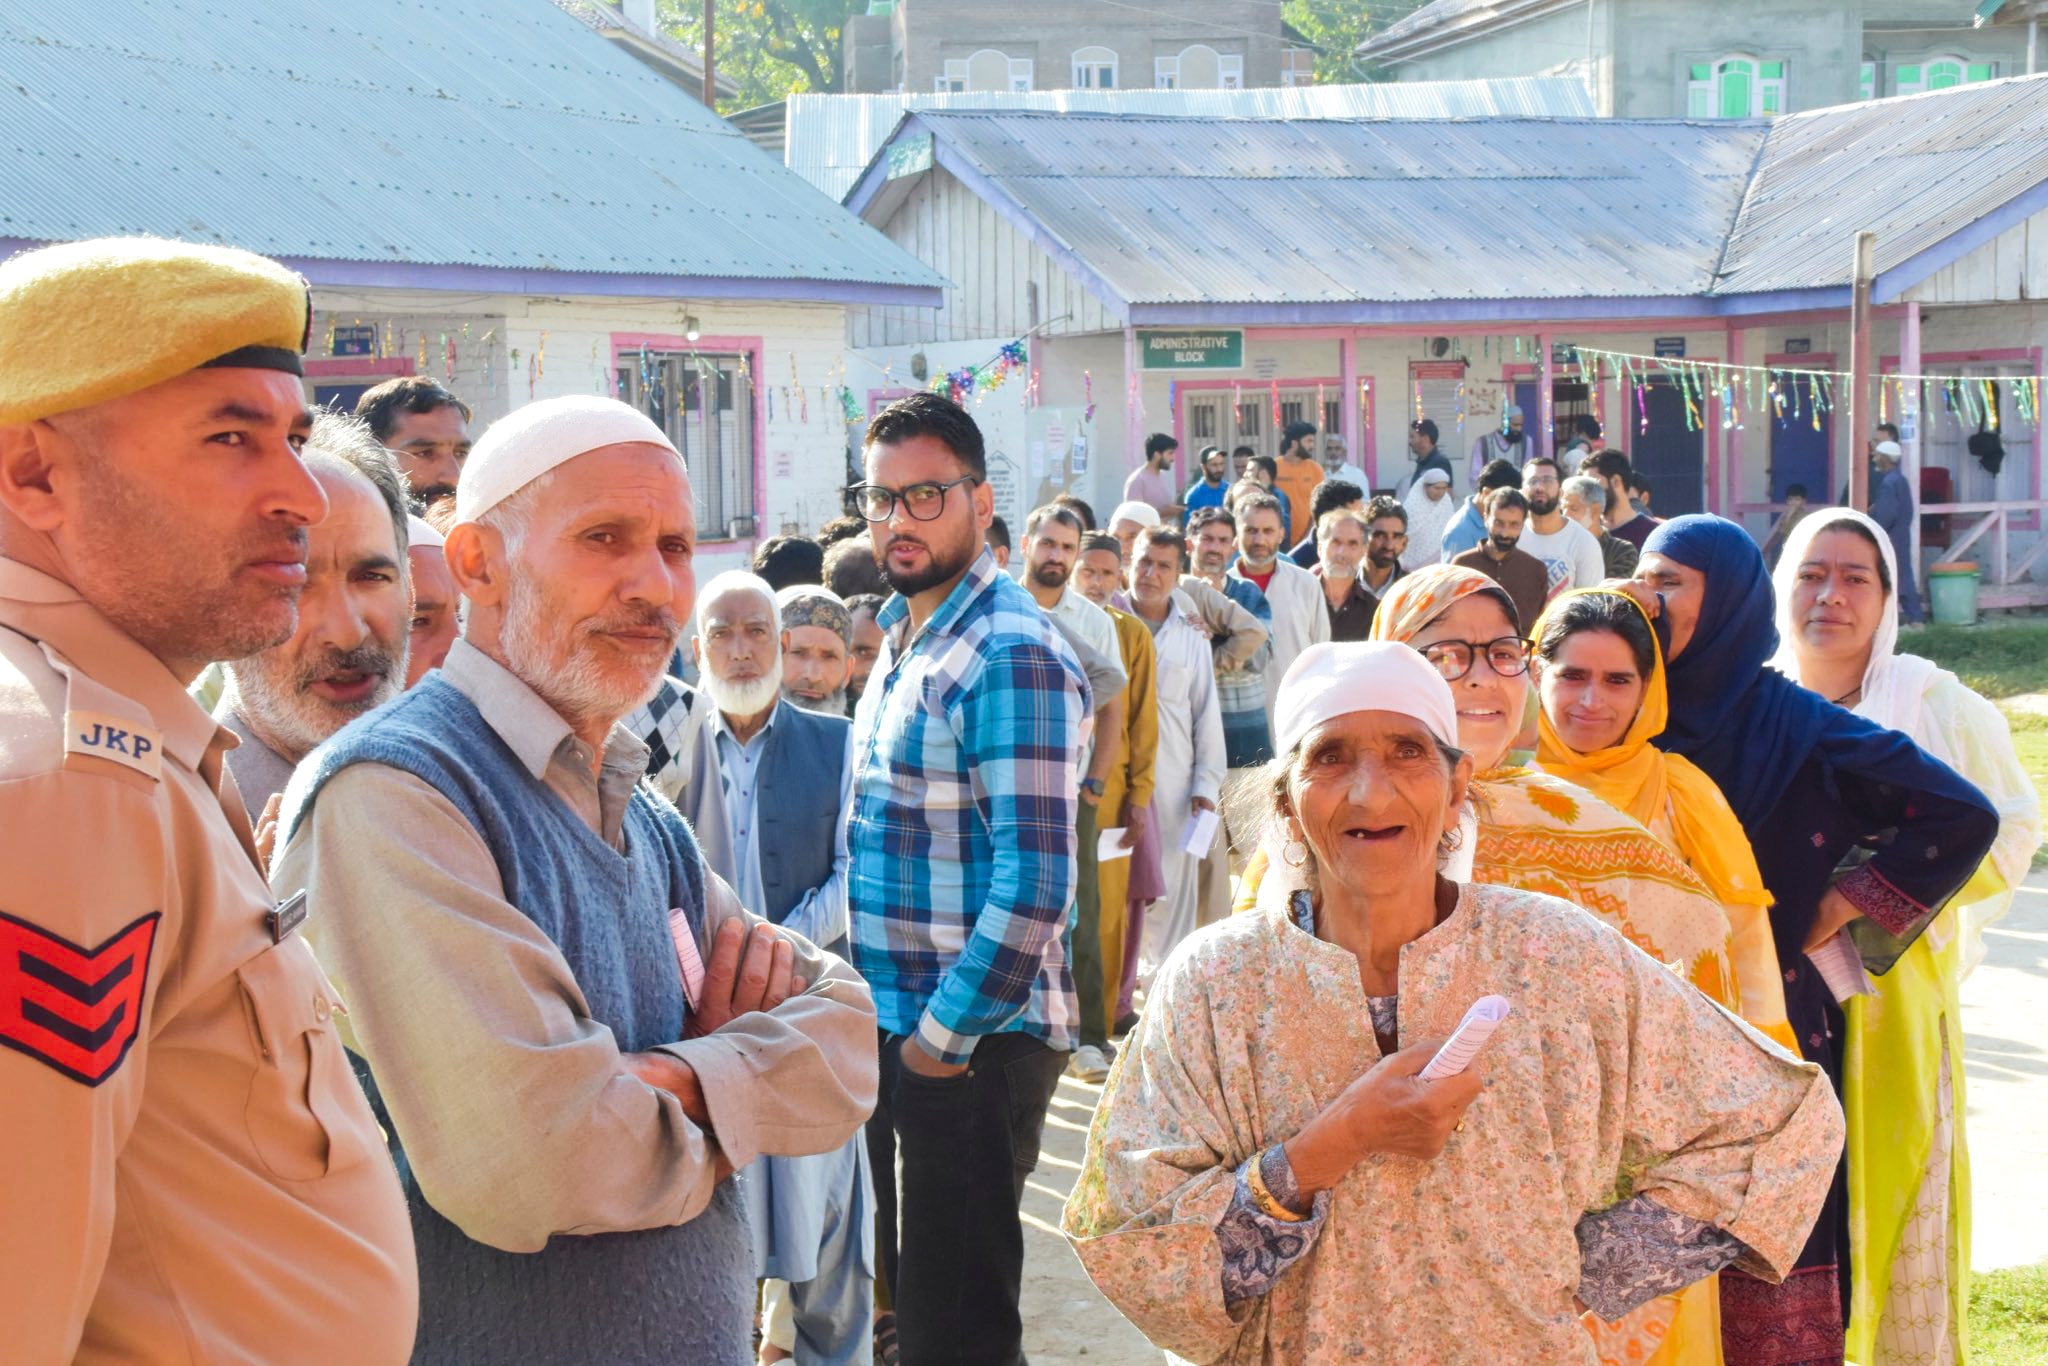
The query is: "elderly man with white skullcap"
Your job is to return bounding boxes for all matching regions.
[270,395,878,1364]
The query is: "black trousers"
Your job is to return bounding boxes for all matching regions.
[866,1030,1067,1366]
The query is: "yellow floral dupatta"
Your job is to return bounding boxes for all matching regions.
[1532,589,1793,1053]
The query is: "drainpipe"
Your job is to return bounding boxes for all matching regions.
[2030,18,2039,75]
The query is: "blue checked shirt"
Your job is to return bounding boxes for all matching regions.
[848,548,1090,1065]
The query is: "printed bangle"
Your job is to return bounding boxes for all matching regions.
[1246,1148,1309,1223]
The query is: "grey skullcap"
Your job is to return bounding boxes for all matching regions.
[776,584,852,644]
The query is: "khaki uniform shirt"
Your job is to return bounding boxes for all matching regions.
[272,641,878,1253]
[0,556,416,1364]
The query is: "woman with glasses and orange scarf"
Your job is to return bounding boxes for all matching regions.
[1235,564,1796,1365]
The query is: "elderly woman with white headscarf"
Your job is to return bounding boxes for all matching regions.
[1062,642,1844,1364]
[1770,507,2041,1366]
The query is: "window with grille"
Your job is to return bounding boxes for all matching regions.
[616,349,757,540]
[1236,402,1262,438]
[1190,404,1217,441]
[1686,56,1786,117]
[1860,61,1876,101]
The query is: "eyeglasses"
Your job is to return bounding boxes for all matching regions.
[847,476,981,523]
[1418,636,1533,681]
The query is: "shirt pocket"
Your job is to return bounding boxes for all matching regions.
[236,940,375,1182]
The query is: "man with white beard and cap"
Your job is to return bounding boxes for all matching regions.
[779,584,856,716]
[270,394,878,1364]
[678,570,873,1366]
[216,410,411,817]
[404,510,458,685]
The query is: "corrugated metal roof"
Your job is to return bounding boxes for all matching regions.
[1363,0,1562,55]
[893,109,1759,306]
[788,79,1595,200]
[0,0,941,292]
[1717,75,2048,296]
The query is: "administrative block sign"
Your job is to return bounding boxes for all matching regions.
[1139,329,1244,371]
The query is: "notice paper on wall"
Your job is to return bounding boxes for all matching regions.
[1097,827,1132,862]
[1179,808,1220,857]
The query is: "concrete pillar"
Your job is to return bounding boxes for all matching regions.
[1901,302,1925,596]
[1340,334,1364,488]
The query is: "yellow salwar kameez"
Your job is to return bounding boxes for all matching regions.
[1771,510,2043,1365]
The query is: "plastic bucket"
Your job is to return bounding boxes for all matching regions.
[1928,562,1980,627]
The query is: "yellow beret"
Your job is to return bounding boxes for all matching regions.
[0,237,310,424]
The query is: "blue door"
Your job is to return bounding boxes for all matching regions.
[1768,375,1831,502]
[313,383,373,413]
[1629,378,1705,516]
[1513,381,1540,450]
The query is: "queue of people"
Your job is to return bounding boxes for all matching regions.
[2,235,2031,1366]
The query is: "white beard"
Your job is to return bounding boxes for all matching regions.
[784,685,848,716]
[703,667,783,719]
[500,576,669,727]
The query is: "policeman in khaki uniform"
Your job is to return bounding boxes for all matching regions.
[0,238,416,1362]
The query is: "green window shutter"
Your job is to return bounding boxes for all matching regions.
[1720,67,1753,117]
[1860,62,1876,100]
[1968,63,1994,82]
[1760,61,1784,78]
[1688,85,1712,117]
[1898,64,1921,83]
[1690,63,1711,81]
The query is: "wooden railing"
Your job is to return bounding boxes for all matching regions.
[1919,500,2048,607]
[1732,499,2048,609]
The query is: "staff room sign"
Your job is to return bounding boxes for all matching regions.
[1139,329,1244,371]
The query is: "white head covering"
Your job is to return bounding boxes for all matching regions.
[406,513,445,549]
[1273,641,1459,755]
[1874,439,1903,459]
[1419,466,1451,488]
[1109,500,1163,530]
[1260,641,1476,894]
[1503,403,1525,419]
[1767,505,1935,731]
[455,395,682,524]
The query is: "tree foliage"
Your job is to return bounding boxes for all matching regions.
[1283,1,1435,83]
[660,0,862,110]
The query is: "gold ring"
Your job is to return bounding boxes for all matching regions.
[1455,1121,1466,1133]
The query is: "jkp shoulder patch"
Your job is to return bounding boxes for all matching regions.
[64,709,163,781]
[0,909,161,1086]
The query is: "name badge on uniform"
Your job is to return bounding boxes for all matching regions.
[267,889,308,944]
[65,709,163,780]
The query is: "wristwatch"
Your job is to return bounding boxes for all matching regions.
[1079,778,1105,798]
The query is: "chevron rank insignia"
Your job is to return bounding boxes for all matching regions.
[0,909,161,1086]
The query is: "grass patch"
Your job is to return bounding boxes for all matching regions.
[2000,708,2048,871]
[1908,620,2048,699]
[1971,1262,2048,1363]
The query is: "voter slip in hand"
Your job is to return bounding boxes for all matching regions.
[1178,807,1220,857]
[1418,995,1511,1081]
[1096,827,1132,862]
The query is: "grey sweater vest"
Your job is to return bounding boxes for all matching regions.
[754,701,850,952]
[284,677,753,1365]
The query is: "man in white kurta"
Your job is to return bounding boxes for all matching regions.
[1125,527,1224,977]
[1227,492,1329,725]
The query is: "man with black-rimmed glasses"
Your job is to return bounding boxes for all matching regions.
[844,393,1090,1366]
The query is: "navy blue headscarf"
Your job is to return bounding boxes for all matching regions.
[1645,514,1834,828]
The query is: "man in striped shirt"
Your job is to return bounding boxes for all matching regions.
[847,393,1089,1366]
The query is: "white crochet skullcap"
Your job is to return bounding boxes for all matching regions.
[455,395,682,524]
